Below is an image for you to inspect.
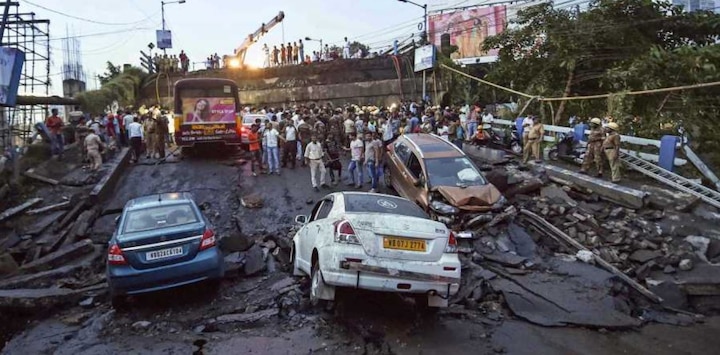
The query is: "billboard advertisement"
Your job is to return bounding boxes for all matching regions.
[414,44,435,72]
[177,97,237,144]
[0,47,25,107]
[428,6,507,60]
[156,30,172,49]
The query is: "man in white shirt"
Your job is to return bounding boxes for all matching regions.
[127,116,144,162]
[343,37,351,59]
[304,134,327,191]
[522,115,534,145]
[123,111,134,143]
[263,122,280,174]
[347,133,365,188]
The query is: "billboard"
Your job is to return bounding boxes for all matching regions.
[177,97,237,144]
[156,30,172,49]
[414,44,435,72]
[428,6,507,60]
[0,47,25,107]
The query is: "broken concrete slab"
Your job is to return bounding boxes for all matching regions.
[541,184,577,207]
[54,200,87,233]
[0,253,19,276]
[490,258,642,328]
[540,164,648,209]
[507,223,537,258]
[89,147,131,205]
[23,210,66,236]
[648,281,688,310]
[629,249,663,264]
[243,244,266,276]
[0,283,106,309]
[26,201,72,215]
[0,247,100,289]
[0,198,43,223]
[642,185,699,212]
[481,252,527,268]
[270,277,296,292]
[216,308,279,324]
[24,169,59,185]
[220,233,254,253]
[70,208,100,241]
[20,239,94,273]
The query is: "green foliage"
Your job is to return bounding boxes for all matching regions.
[76,66,147,115]
[471,0,720,151]
[97,61,122,86]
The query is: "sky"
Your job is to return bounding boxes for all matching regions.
[20,0,473,95]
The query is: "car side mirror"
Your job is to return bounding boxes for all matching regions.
[114,215,121,225]
[295,215,308,225]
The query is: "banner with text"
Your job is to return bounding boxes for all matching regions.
[428,6,507,60]
[178,97,238,143]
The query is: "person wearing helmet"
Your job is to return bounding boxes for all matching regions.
[523,116,544,164]
[580,117,605,176]
[602,122,622,183]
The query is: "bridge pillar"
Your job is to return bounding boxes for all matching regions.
[659,135,679,171]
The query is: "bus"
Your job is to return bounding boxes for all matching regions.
[173,78,242,147]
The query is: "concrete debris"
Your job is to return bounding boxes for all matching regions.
[23,210,65,236]
[0,249,100,289]
[79,297,94,308]
[541,185,577,207]
[679,259,694,271]
[270,276,296,292]
[0,253,19,276]
[629,249,663,264]
[20,239,94,273]
[576,250,594,264]
[0,198,43,223]
[642,185,699,212]
[24,169,59,185]
[132,321,152,329]
[25,200,71,215]
[70,208,100,240]
[243,244,266,276]
[220,233,254,253]
[215,308,279,324]
[0,283,105,309]
[241,194,264,208]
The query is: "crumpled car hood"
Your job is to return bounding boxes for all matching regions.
[436,184,503,211]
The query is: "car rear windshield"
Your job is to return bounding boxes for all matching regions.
[344,194,428,219]
[424,157,488,187]
[123,204,200,233]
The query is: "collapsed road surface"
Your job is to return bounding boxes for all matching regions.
[3,148,720,355]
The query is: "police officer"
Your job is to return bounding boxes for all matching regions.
[602,122,622,183]
[580,117,604,176]
[523,116,544,164]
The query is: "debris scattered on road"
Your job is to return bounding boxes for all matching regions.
[241,194,264,208]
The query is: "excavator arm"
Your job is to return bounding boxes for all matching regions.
[234,11,285,65]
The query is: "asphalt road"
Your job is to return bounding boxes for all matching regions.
[4,147,720,355]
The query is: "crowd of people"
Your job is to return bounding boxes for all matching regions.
[262,37,369,68]
[153,50,190,74]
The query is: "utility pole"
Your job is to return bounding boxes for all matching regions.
[398,0,429,103]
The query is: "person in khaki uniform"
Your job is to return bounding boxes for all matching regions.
[143,116,156,159]
[155,114,168,159]
[523,117,544,163]
[84,131,105,171]
[580,117,605,176]
[603,122,622,182]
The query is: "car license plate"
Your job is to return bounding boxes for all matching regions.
[146,246,183,261]
[383,237,426,252]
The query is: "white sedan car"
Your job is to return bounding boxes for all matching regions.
[291,192,461,308]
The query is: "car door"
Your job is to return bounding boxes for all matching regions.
[388,140,412,197]
[400,152,428,206]
[299,198,335,268]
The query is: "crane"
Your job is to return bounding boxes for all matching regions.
[232,11,285,67]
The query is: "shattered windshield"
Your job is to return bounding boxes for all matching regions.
[424,157,487,188]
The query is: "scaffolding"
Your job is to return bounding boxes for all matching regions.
[0,1,50,152]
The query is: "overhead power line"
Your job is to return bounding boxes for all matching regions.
[24,0,160,26]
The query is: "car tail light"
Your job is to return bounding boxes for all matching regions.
[200,229,216,251]
[445,231,458,253]
[108,244,127,265]
[334,220,360,244]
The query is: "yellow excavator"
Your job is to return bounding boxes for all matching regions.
[226,11,285,69]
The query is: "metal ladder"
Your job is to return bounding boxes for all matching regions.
[620,152,720,209]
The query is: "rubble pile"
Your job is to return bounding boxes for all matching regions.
[0,195,107,310]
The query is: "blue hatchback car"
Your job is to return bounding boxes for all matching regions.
[107,192,224,308]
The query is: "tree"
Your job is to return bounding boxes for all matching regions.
[97,61,122,85]
[77,66,147,115]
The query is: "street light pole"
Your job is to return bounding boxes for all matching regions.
[160,0,186,55]
[398,0,428,103]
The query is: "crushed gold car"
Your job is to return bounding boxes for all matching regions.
[383,134,506,230]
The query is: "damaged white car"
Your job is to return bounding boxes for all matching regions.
[291,192,461,308]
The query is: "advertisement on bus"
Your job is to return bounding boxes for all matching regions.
[428,6,507,61]
[177,97,239,144]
